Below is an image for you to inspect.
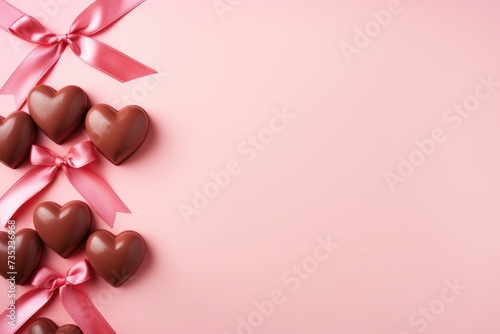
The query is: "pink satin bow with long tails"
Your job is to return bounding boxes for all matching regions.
[0,260,116,334]
[0,0,157,109]
[0,141,129,227]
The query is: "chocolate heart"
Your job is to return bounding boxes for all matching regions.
[33,201,92,258]
[86,230,146,287]
[85,104,149,165]
[28,318,83,334]
[54,325,83,334]
[0,111,37,168]
[0,228,44,285]
[28,85,88,144]
[27,318,57,334]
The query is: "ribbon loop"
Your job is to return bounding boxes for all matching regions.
[65,260,92,285]
[0,141,130,227]
[9,15,56,44]
[31,145,58,166]
[0,0,156,109]
[63,141,97,168]
[30,267,60,290]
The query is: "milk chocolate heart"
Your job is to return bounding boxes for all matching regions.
[54,325,83,334]
[28,318,83,334]
[34,201,92,258]
[27,318,57,334]
[28,85,88,144]
[0,111,37,168]
[86,230,146,287]
[85,104,149,165]
[0,229,44,285]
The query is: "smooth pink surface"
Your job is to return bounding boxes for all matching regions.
[1,1,500,333]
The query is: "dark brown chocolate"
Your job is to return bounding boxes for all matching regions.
[85,104,149,165]
[55,325,83,334]
[86,230,146,287]
[0,228,44,285]
[0,111,37,168]
[28,318,83,334]
[27,318,57,334]
[33,201,92,258]
[28,85,88,144]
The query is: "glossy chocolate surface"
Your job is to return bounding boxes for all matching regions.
[86,230,146,287]
[0,111,37,168]
[85,104,149,165]
[34,201,92,258]
[0,229,44,285]
[28,318,83,334]
[28,85,88,144]
[27,318,57,334]
[55,325,83,334]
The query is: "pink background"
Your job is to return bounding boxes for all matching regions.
[1,0,500,333]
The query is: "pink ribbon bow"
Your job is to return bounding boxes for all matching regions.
[0,260,116,334]
[0,0,157,109]
[0,141,129,227]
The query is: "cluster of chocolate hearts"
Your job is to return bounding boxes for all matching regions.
[0,84,151,331]
[0,200,146,287]
[0,84,150,167]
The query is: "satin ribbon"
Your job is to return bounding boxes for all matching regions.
[0,0,157,109]
[0,260,116,334]
[0,141,129,227]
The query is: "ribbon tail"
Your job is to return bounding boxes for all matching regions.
[65,166,130,227]
[0,1,24,30]
[70,35,156,82]
[60,285,116,334]
[71,0,147,35]
[0,166,57,226]
[0,42,65,109]
[0,289,54,333]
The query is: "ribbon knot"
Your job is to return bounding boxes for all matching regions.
[54,156,65,167]
[52,276,67,291]
[57,33,70,43]
[0,0,157,109]
[56,277,66,288]
[0,260,116,333]
[0,141,130,227]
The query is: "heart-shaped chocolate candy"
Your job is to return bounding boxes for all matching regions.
[34,201,92,258]
[28,85,88,144]
[85,104,149,165]
[86,230,146,287]
[0,111,37,168]
[28,318,83,334]
[0,229,44,285]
